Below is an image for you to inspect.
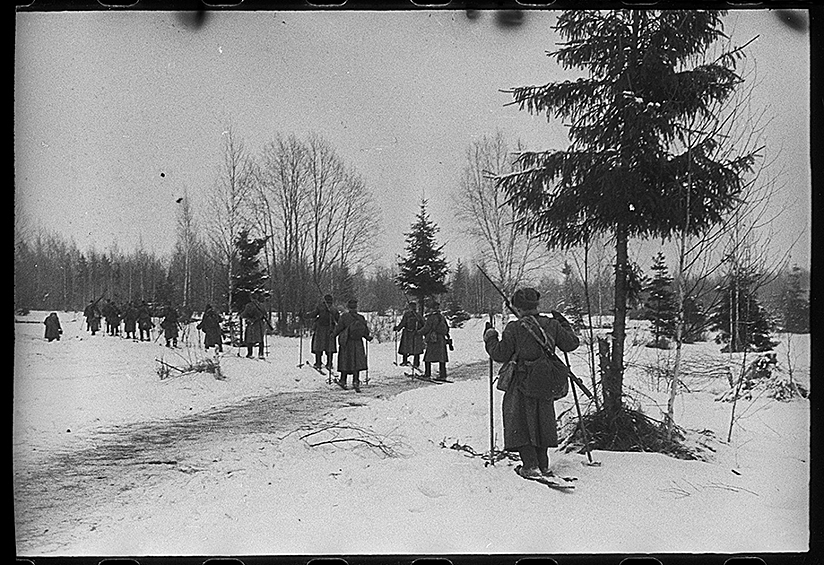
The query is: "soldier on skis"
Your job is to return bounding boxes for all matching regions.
[394,300,424,369]
[483,288,579,480]
[333,298,372,392]
[137,300,154,341]
[418,300,452,381]
[160,304,181,348]
[305,294,339,372]
[102,299,121,336]
[83,300,101,335]
[241,292,268,359]
[123,301,138,340]
[197,304,224,353]
[43,312,62,342]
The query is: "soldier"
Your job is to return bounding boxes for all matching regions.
[305,294,340,372]
[482,287,579,480]
[197,304,224,353]
[241,292,268,359]
[394,301,425,369]
[333,298,372,392]
[83,300,102,335]
[160,304,180,348]
[43,312,62,342]
[137,301,154,341]
[123,301,138,340]
[101,299,115,335]
[418,300,452,381]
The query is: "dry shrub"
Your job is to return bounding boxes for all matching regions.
[563,404,703,460]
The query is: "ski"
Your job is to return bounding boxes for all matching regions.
[513,465,576,490]
[310,365,326,376]
[405,372,452,384]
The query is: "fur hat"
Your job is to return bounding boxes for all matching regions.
[346,298,358,309]
[511,288,540,310]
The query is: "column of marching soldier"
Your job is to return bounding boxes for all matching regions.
[66,286,587,480]
[77,294,454,393]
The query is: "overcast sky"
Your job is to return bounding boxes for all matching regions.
[14,9,811,274]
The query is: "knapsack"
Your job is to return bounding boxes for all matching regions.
[520,316,571,401]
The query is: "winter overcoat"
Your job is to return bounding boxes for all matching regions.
[123,305,138,333]
[241,300,267,345]
[306,302,339,354]
[334,310,370,373]
[418,311,451,363]
[485,313,579,450]
[44,313,62,341]
[84,303,101,332]
[137,305,154,331]
[394,310,425,356]
[160,308,180,340]
[102,301,121,327]
[197,308,224,348]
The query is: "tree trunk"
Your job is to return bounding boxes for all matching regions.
[604,226,628,415]
[581,240,601,411]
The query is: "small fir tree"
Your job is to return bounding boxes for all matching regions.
[445,260,471,327]
[710,269,777,352]
[681,295,707,343]
[642,252,678,348]
[231,229,270,314]
[782,265,810,333]
[560,261,585,330]
[396,200,450,312]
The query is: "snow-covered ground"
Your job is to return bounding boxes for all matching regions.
[13,310,810,556]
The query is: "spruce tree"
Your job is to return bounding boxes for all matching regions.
[231,229,270,314]
[396,200,449,312]
[445,260,471,327]
[710,269,776,352]
[560,261,585,330]
[681,295,707,343]
[496,10,757,416]
[642,252,678,348]
[782,265,810,333]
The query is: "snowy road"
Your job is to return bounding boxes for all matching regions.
[14,360,487,554]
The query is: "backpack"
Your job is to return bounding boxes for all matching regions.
[348,316,369,340]
[520,316,571,401]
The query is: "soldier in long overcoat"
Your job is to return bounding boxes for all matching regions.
[197,304,224,352]
[333,298,372,392]
[137,301,154,341]
[483,287,579,480]
[102,300,120,336]
[394,301,424,368]
[418,300,451,380]
[43,312,62,342]
[160,304,180,348]
[123,301,138,340]
[241,294,268,358]
[83,300,101,335]
[305,294,339,370]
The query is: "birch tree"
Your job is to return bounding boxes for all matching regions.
[205,127,253,315]
[454,132,552,317]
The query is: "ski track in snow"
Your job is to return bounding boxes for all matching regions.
[13,311,810,556]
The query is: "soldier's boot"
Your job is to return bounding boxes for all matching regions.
[435,362,448,381]
[352,373,361,393]
[337,373,348,389]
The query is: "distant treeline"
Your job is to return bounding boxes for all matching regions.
[11,228,539,319]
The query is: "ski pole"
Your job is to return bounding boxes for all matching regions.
[297,314,305,368]
[393,325,399,366]
[365,336,370,386]
[487,311,495,467]
[564,349,600,467]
